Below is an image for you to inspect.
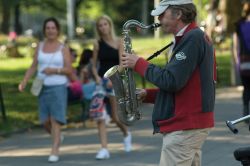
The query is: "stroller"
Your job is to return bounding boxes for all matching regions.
[226,115,250,166]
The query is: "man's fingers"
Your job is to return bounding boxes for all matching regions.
[121,60,128,68]
[121,54,128,67]
[121,53,135,68]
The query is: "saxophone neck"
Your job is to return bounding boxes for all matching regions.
[122,20,161,54]
[122,20,161,31]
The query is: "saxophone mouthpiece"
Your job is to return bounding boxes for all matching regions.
[153,23,161,28]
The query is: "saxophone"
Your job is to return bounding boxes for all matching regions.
[104,20,161,126]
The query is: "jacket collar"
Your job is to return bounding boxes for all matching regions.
[175,22,198,44]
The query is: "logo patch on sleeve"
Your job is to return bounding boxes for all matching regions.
[175,52,186,60]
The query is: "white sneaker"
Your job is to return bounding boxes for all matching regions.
[105,114,111,125]
[95,148,110,160]
[124,132,132,152]
[48,155,59,162]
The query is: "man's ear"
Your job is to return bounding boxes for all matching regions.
[176,11,182,20]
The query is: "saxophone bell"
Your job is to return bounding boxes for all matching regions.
[104,20,160,126]
[104,65,141,126]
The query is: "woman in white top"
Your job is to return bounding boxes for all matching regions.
[18,17,72,163]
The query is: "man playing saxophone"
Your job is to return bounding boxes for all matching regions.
[121,0,216,166]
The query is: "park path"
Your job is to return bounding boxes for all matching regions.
[0,86,249,166]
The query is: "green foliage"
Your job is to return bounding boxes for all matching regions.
[0,0,215,40]
[132,36,172,57]
[193,0,210,21]
[78,0,103,20]
[216,52,231,87]
[21,0,66,16]
[0,36,36,58]
[76,0,154,38]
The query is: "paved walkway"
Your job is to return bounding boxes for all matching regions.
[0,86,249,166]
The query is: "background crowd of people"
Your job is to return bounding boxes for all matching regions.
[18,14,133,163]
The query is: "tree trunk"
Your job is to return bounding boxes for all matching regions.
[14,3,22,35]
[1,0,11,34]
[141,0,148,35]
[154,0,160,39]
[219,0,242,35]
[67,0,75,39]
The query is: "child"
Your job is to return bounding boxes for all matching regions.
[67,48,82,102]
[78,49,113,101]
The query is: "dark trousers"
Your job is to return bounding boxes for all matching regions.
[241,75,250,107]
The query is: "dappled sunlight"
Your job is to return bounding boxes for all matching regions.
[61,143,123,154]
[0,57,32,70]
[129,129,158,139]
[231,135,250,144]
[212,125,230,132]
[0,142,157,158]
[0,146,50,157]
[206,132,250,144]
[213,122,242,132]
[206,135,235,141]
[216,86,243,100]
[62,128,98,137]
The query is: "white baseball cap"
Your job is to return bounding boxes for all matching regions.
[151,0,193,16]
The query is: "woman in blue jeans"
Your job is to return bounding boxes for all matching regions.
[18,17,72,163]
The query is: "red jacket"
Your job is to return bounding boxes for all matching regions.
[134,23,215,133]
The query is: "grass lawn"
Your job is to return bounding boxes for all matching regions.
[0,37,232,135]
[0,57,38,134]
[0,56,83,135]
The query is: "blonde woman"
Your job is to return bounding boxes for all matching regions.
[92,15,132,159]
[18,17,72,163]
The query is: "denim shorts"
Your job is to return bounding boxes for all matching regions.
[38,84,67,124]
